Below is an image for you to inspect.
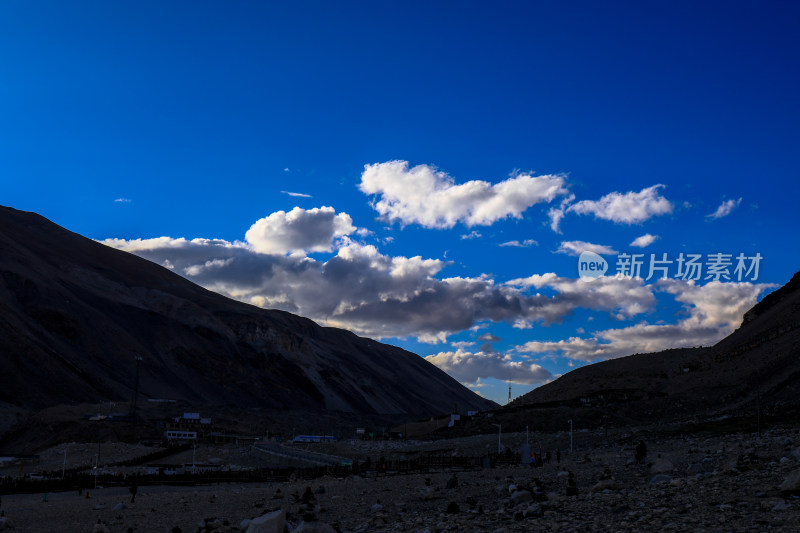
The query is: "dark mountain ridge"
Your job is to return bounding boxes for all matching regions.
[510,269,800,425]
[0,206,496,417]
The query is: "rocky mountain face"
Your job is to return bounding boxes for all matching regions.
[509,269,800,426]
[0,206,496,416]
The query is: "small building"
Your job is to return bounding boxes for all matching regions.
[166,412,213,440]
[165,430,197,443]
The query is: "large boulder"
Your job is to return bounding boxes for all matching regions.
[510,490,533,506]
[650,458,674,474]
[779,469,800,492]
[245,509,285,533]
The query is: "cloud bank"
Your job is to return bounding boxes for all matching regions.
[101,199,770,387]
[517,279,772,362]
[102,232,665,342]
[425,349,553,385]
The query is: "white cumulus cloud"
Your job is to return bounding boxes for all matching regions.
[359,160,568,229]
[567,185,673,224]
[630,234,659,248]
[244,206,356,255]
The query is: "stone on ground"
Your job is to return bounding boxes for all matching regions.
[245,509,285,533]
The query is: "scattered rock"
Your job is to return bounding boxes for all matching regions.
[650,474,672,485]
[686,463,704,475]
[773,500,792,511]
[510,490,533,506]
[418,487,436,501]
[590,478,617,493]
[91,520,110,533]
[525,503,544,518]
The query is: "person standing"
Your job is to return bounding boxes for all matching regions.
[635,440,647,464]
[129,480,138,503]
[566,471,578,496]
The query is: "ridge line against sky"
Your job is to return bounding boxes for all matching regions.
[2,1,798,404]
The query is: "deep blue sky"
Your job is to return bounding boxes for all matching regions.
[2,1,798,404]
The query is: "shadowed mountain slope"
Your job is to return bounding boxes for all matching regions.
[0,206,496,416]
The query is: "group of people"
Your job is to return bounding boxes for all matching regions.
[529,448,561,467]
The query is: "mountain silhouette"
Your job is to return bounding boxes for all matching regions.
[0,206,496,418]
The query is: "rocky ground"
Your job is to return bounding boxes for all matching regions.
[1,425,800,532]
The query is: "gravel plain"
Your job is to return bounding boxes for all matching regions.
[1,426,800,532]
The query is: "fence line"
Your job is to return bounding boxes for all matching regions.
[0,453,523,495]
